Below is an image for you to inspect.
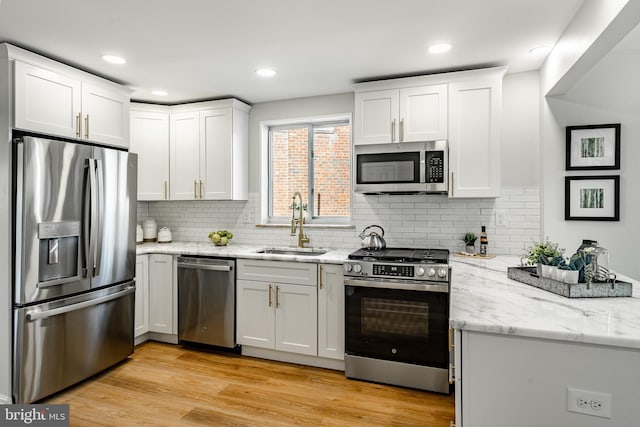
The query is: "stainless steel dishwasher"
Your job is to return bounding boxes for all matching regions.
[177,256,237,348]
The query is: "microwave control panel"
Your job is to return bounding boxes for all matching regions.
[426,151,445,183]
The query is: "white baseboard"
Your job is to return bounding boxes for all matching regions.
[0,394,12,404]
[134,332,178,346]
[241,346,345,371]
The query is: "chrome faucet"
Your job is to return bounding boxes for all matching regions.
[290,192,310,248]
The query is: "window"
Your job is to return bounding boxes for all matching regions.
[268,119,351,223]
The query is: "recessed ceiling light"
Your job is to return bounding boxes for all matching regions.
[428,43,452,54]
[529,45,551,55]
[256,68,276,77]
[101,54,126,65]
[151,90,168,96]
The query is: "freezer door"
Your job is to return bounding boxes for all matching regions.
[14,137,92,305]
[89,148,137,288]
[13,282,135,403]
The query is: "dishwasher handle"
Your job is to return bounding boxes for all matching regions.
[178,262,232,272]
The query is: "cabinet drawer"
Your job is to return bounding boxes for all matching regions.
[237,259,317,286]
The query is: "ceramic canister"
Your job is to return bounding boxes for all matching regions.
[142,218,157,242]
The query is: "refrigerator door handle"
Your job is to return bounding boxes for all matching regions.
[94,159,104,276]
[87,158,98,277]
[25,285,135,321]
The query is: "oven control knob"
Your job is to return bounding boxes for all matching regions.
[343,263,352,272]
[353,264,362,273]
[416,267,425,276]
[437,268,448,278]
[427,267,436,277]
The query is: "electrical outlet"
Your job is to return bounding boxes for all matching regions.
[567,388,612,418]
[495,209,507,227]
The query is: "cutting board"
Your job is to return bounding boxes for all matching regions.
[453,252,496,260]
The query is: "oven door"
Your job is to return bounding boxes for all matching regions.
[344,279,449,368]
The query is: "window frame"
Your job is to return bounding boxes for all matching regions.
[262,114,352,225]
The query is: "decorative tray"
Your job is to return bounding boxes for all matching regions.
[507,266,632,298]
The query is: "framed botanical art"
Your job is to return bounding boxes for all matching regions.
[565,123,620,170]
[565,175,620,221]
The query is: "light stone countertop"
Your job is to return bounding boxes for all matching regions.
[450,254,640,349]
[135,241,351,265]
[137,242,640,350]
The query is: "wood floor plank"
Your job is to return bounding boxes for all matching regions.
[45,341,454,426]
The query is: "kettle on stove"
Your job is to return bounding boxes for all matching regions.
[359,225,386,251]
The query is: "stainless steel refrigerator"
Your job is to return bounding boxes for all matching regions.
[12,135,137,403]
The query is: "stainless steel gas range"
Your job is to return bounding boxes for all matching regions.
[343,248,451,393]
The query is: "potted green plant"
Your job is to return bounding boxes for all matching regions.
[462,232,477,253]
[523,238,564,278]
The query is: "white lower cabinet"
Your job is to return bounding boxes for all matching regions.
[454,329,640,427]
[134,254,149,338]
[236,259,318,356]
[148,254,176,334]
[317,264,344,360]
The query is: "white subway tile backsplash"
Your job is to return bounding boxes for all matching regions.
[138,187,541,255]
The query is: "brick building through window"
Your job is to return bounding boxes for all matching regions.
[269,120,350,222]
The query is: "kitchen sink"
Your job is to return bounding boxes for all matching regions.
[256,247,328,256]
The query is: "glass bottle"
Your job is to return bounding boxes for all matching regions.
[480,226,488,255]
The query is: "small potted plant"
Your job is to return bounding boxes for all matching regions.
[462,232,477,253]
[523,238,564,278]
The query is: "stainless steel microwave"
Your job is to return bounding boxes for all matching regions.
[353,140,448,194]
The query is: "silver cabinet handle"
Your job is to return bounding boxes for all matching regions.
[391,118,396,143]
[26,286,135,321]
[76,113,81,138]
[84,114,90,139]
[400,118,404,142]
[164,180,168,200]
[194,180,197,199]
[276,285,280,308]
[319,265,324,289]
[268,284,273,307]
[199,180,203,199]
[450,172,454,197]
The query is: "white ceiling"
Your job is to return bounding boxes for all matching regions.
[0,0,584,104]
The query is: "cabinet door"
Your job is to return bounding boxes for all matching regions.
[354,89,399,145]
[135,255,149,337]
[453,329,462,427]
[148,254,175,334]
[130,110,170,200]
[399,84,448,142]
[170,111,201,200]
[200,108,232,200]
[317,264,344,360]
[81,82,130,148]
[13,61,81,138]
[275,283,317,356]
[236,279,275,349]
[449,78,502,198]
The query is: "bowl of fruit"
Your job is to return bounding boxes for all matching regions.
[208,230,233,246]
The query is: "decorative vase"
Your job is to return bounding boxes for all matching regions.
[465,245,475,254]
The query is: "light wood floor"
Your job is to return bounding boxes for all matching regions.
[46,341,455,426]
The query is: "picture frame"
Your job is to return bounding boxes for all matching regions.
[565,175,620,221]
[565,123,620,170]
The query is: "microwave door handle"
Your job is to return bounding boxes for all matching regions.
[94,159,104,276]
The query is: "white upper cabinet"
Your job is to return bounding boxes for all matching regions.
[130,106,170,201]
[14,61,81,139]
[168,100,250,201]
[80,81,130,147]
[170,111,200,200]
[11,46,131,148]
[354,89,398,144]
[354,83,447,145]
[399,85,448,143]
[448,71,503,198]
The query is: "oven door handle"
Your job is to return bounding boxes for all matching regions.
[344,278,449,293]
